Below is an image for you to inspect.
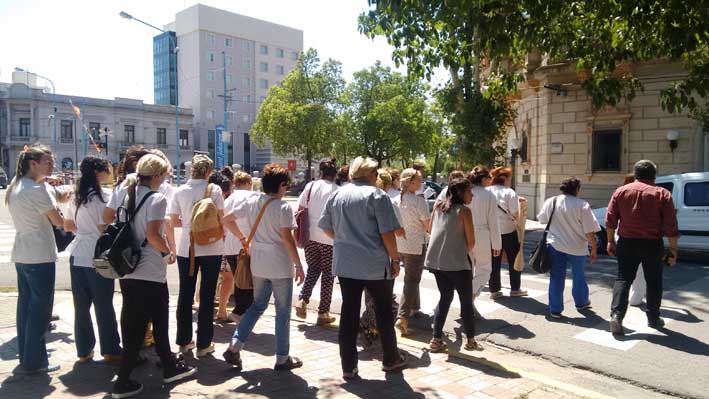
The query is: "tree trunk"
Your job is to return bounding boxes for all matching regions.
[306,151,312,181]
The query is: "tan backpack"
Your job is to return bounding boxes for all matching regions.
[189,184,224,276]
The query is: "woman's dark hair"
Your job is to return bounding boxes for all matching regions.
[320,159,337,179]
[560,177,581,196]
[221,166,234,181]
[437,177,471,213]
[262,163,291,194]
[75,156,110,208]
[209,171,233,198]
[468,165,490,185]
[116,145,150,187]
[336,164,350,186]
[633,159,657,181]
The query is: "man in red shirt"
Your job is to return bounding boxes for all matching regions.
[605,160,679,335]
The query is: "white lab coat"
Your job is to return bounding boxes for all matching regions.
[468,185,502,297]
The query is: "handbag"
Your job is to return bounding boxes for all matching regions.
[528,196,557,274]
[294,184,312,248]
[235,197,275,290]
[53,207,75,252]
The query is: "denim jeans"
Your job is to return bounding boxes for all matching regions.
[232,276,293,361]
[15,262,55,371]
[176,255,221,349]
[70,258,121,357]
[547,245,589,314]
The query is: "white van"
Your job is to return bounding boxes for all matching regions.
[592,172,709,255]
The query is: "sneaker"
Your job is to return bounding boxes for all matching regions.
[274,356,303,371]
[295,299,307,319]
[647,317,665,329]
[510,289,528,297]
[395,318,409,336]
[549,312,562,319]
[179,341,196,354]
[112,379,143,399]
[227,313,241,323]
[163,362,197,384]
[47,322,57,332]
[576,302,592,311]
[609,314,624,335]
[343,367,360,380]
[382,352,407,372]
[196,344,215,357]
[223,350,242,370]
[490,291,504,300]
[78,351,94,363]
[316,312,336,326]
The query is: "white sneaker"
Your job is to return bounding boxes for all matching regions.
[196,344,215,357]
[179,341,196,354]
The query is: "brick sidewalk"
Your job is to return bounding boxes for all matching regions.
[0,292,578,399]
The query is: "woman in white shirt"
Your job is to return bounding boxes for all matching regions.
[223,164,305,372]
[488,167,527,298]
[113,154,195,399]
[6,145,65,374]
[393,168,431,336]
[537,177,600,319]
[169,154,224,357]
[64,156,121,363]
[294,160,339,325]
[387,168,401,198]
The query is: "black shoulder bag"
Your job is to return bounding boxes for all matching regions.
[528,197,557,274]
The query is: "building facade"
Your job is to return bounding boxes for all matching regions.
[159,4,304,172]
[0,82,194,177]
[506,59,708,214]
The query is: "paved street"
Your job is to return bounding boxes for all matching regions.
[0,191,707,398]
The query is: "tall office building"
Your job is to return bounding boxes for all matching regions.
[157,4,303,172]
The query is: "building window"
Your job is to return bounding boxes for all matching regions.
[225,37,233,47]
[242,78,251,88]
[684,182,709,207]
[89,122,101,141]
[259,79,269,89]
[276,48,284,58]
[208,53,215,62]
[208,129,215,160]
[207,88,215,98]
[592,129,622,172]
[243,59,251,69]
[657,182,674,193]
[207,33,215,45]
[225,55,233,65]
[259,62,268,73]
[19,118,30,136]
[260,44,268,55]
[291,51,298,61]
[156,128,167,145]
[243,95,251,103]
[207,71,214,81]
[226,74,233,85]
[179,129,189,148]
[207,110,215,120]
[60,120,73,141]
[242,115,250,123]
[124,125,135,143]
[242,41,251,51]
[276,65,285,75]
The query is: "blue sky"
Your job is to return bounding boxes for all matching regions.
[0,0,444,103]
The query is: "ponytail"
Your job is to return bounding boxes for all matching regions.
[5,146,52,206]
[75,156,110,208]
[436,178,470,213]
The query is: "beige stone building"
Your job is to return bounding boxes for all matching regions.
[505,59,708,214]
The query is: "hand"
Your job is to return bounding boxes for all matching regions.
[667,248,678,267]
[519,196,527,203]
[168,253,176,265]
[589,248,598,264]
[492,249,501,257]
[395,228,407,240]
[391,259,401,279]
[46,176,63,186]
[294,266,305,286]
[607,242,616,257]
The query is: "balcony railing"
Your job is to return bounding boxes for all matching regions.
[60,137,74,144]
[10,135,30,143]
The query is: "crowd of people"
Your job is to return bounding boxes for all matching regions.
[6,142,679,398]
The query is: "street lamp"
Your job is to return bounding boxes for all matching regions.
[119,11,182,185]
[15,67,56,153]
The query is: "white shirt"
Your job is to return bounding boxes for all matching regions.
[107,173,173,216]
[234,194,296,279]
[169,179,225,258]
[224,189,259,255]
[469,185,503,250]
[387,188,400,199]
[298,179,339,246]
[537,195,601,256]
[488,185,520,234]
[67,188,113,267]
[9,177,58,264]
[393,192,430,255]
[122,186,169,283]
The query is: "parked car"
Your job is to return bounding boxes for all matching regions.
[0,167,7,189]
[423,180,444,199]
[286,180,309,196]
[592,172,709,256]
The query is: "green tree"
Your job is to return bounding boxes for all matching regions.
[347,62,436,165]
[251,48,346,179]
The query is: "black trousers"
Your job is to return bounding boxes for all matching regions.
[338,277,398,372]
[490,232,522,292]
[225,255,254,316]
[118,279,176,382]
[432,269,475,339]
[611,237,664,320]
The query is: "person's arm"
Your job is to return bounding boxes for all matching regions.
[489,196,502,255]
[605,192,620,256]
[461,207,476,252]
[661,192,680,266]
[381,230,401,278]
[46,208,64,227]
[165,218,177,260]
[586,232,598,263]
[318,194,336,239]
[146,220,170,254]
[322,229,335,239]
[64,202,77,232]
[223,214,247,241]
[103,208,117,224]
[280,227,305,283]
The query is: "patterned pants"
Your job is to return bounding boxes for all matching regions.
[299,241,335,314]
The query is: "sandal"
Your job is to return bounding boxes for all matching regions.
[274,356,303,371]
[464,339,483,351]
[429,338,448,353]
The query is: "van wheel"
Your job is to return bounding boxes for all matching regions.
[596,228,608,254]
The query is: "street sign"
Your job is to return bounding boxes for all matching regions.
[287,159,297,171]
[215,125,224,168]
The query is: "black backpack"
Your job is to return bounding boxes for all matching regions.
[93,190,155,279]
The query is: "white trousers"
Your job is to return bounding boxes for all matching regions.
[471,228,493,298]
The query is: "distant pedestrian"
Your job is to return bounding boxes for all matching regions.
[319,156,407,379]
[208,170,235,323]
[488,167,527,298]
[606,160,679,334]
[294,160,339,325]
[387,168,401,198]
[425,178,481,352]
[537,178,600,319]
[7,145,65,374]
[434,170,465,206]
[64,156,122,363]
[223,164,305,371]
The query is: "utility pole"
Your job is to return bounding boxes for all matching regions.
[218,51,236,167]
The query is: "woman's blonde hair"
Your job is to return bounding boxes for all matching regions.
[349,156,378,180]
[150,149,172,176]
[399,168,420,197]
[233,171,252,188]
[191,154,213,179]
[376,168,392,191]
[126,154,168,211]
[5,145,53,206]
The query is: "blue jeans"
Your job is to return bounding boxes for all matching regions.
[15,262,55,371]
[548,245,589,314]
[70,259,121,357]
[176,255,221,349]
[232,276,293,361]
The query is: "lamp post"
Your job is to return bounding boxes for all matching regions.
[15,67,56,153]
[119,11,181,185]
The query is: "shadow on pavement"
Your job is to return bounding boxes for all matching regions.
[612,327,709,356]
[225,368,319,398]
[341,372,426,399]
[0,373,55,399]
